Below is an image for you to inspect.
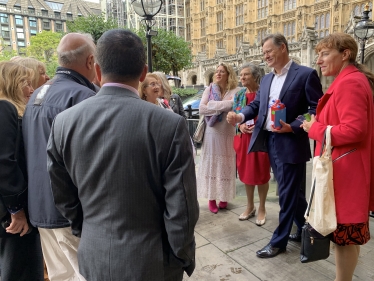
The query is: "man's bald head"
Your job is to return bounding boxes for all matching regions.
[57,33,95,67]
[57,33,96,81]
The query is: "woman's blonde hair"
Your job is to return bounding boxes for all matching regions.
[214,63,238,91]
[315,33,374,95]
[12,57,46,89]
[138,73,161,104]
[153,72,172,101]
[0,61,34,116]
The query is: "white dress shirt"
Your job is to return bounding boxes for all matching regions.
[238,59,293,131]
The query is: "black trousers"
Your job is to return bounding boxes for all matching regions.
[0,228,44,281]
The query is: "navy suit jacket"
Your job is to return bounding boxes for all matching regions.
[241,62,323,164]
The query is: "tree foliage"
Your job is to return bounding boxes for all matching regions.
[136,28,192,76]
[0,39,18,61]
[66,13,118,43]
[26,31,62,62]
[172,87,198,98]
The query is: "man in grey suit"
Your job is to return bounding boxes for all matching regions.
[46,29,199,281]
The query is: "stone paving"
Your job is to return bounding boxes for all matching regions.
[184,150,374,281]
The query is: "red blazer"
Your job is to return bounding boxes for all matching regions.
[309,65,374,223]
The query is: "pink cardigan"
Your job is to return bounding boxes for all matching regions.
[309,65,374,223]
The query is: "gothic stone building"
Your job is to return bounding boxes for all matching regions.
[182,0,374,91]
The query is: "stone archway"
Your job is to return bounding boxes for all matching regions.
[363,43,374,72]
[312,55,334,92]
[204,68,215,86]
[186,71,198,85]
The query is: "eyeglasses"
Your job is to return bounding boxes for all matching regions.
[147,82,161,88]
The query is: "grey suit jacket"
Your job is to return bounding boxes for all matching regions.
[47,86,199,281]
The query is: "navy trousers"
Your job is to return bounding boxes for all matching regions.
[267,133,308,249]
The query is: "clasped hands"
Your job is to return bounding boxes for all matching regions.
[226,111,293,133]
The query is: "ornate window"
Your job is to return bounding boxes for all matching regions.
[236,4,244,26]
[217,11,223,31]
[236,34,243,49]
[315,13,330,38]
[217,39,223,49]
[186,24,191,41]
[354,3,372,18]
[258,0,268,19]
[200,18,205,36]
[284,0,296,12]
[283,21,295,42]
[257,28,267,43]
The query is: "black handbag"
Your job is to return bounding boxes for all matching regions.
[300,129,331,263]
[300,220,331,263]
[300,177,331,263]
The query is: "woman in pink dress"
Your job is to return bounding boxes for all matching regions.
[197,63,241,213]
[233,63,270,226]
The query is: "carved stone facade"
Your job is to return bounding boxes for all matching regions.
[182,0,374,91]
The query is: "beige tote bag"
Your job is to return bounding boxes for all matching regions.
[305,125,337,236]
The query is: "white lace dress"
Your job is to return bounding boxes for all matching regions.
[197,86,241,201]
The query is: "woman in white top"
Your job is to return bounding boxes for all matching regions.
[197,63,241,213]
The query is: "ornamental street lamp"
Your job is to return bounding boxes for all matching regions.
[131,0,163,72]
[354,3,374,64]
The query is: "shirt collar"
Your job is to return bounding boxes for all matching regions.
[272,59,293,77]
[102,83,139,96]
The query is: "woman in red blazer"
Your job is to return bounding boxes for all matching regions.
[302,33,374,281]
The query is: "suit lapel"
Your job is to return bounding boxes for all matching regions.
[262,73,274,109]
[279,62,298,101]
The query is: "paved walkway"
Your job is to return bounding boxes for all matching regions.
[184,150,374,281]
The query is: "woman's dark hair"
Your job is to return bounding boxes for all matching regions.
[316,33,374,95]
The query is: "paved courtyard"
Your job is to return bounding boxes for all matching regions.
[184,150,374,281]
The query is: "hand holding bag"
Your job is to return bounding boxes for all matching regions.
[192,114,206,143]
[307,125,337,236]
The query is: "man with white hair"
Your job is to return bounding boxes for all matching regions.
[23,33,97,281]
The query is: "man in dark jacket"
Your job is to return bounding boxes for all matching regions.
[47,29,199,281]
[170,93,187,119]
[23,33,96,281]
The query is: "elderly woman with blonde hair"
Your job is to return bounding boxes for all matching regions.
[0,61,44,280]
[197,63,241,213]
[153,72,186,119]
[139,73,172,111]
[11,57,50,91]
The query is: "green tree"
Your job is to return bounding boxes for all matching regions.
[66,13,118,43]
[26,31,62,62]
[0,39,18,61]
[137,28,192,76]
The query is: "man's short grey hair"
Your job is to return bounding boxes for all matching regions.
[57,33,95,66]
[240,63,264,85]
[261,33,289,54]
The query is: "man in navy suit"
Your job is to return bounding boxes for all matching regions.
[227,33,323,258]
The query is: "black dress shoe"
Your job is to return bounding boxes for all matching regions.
[289,232,302,242]
[256,243,286,258]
